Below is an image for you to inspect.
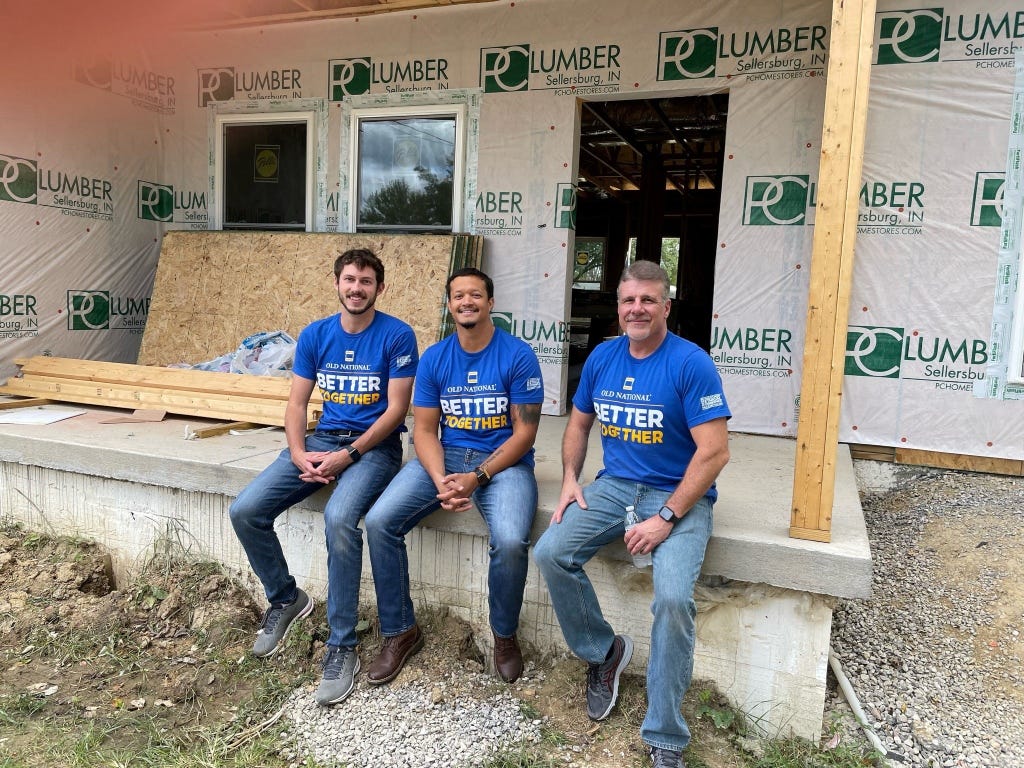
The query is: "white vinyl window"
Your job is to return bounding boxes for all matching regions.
[349,103,466,232]
[1007,276,1024,384]
[213,111,315,231]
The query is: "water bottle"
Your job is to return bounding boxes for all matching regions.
[624,506,652,569]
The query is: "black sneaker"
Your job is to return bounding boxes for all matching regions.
[650,746,685,768]
[586,634,633,721]
[252,588,313,657]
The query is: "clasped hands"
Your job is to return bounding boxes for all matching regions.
[435,472,477,511]
[294,449,355,484]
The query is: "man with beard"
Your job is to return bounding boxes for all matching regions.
[229,248,419,707]
[363,267,543,685]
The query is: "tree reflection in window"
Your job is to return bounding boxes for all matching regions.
[357,116,455,230]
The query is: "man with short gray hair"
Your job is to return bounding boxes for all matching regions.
[534,260,730,768]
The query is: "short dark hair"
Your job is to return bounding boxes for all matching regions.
[618,260,670,301]
[446,267,493,299]
[334,248,385,284]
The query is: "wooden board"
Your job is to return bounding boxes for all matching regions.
[2,357,322,427]
[790,0,877,542]
[848,443,1024,477]
[137,231,482,366]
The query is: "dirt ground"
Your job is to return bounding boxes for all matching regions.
[0,524,782,768]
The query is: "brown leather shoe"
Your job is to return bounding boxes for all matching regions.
[366,624,424,685]
[493,631,523,683]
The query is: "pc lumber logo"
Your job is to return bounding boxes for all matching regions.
[658,29,718,80]
[554,183,576,229]
[138,181,173,222]
[874,9,943,64]
[0,154,38,205]
[198,68,235,106]
[329,58,371,98]
[74,58,112,90]
[845,326,904,378]
[68,291,110,330]
[742,175,810,225]
[480,45,530,92]
[971,172,1004,226]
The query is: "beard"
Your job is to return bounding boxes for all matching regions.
[340,291,377,315]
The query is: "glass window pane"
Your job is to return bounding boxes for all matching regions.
[573,237,606,290]
[224,122,306,230]
[357,117,455,230]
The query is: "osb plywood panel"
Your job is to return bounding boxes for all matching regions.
[138,232,482,366]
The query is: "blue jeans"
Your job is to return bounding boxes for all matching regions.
[365,446,537,638]
[532,475,713,752]
[228,431,403,648]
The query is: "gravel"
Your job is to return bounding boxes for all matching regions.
[279,668,543,767]
[827,464,1024,768]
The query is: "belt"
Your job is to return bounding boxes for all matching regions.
[317,429,362,438]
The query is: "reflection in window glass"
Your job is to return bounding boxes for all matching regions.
[357,117,455,230]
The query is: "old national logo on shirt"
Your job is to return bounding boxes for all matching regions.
[594,387,663,445]
[440,373,508,431]
[317,353,382,406]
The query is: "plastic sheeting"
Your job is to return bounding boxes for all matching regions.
[1,0,1022,459]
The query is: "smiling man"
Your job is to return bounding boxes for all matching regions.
[228,248,418,707]
[533,260,731,768]
[364,267,544,685]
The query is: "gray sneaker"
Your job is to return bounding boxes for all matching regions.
[650,746,685,768]
[314,646,360,706]
[586,634,633,721]
[252,588,313,658]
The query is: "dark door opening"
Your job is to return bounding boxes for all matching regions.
[569,93,728,389]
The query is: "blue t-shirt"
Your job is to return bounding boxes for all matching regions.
[573,333,731,498]
[293,311,419,434]
[414,327,544,466]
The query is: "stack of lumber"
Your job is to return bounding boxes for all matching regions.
[0,357,322,428]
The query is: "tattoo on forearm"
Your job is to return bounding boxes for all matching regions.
[511,402,542,426]
[481,449,502,469]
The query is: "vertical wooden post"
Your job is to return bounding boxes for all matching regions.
[790,0,877,542]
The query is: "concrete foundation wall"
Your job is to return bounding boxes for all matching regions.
[1,460,832,739]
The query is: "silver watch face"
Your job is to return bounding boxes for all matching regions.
[659,506,675,522]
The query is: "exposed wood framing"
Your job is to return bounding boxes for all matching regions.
[190,0,498,30]
[790,0,877,542]
[848,444,1024,477]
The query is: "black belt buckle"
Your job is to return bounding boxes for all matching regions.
[320,429,359,438]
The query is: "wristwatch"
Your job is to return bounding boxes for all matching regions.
[658,505,678,524]
[474,465,491,487]
[345,445,362,462]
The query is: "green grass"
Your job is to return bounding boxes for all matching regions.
[482,747,562,768]
[752,736,882,767]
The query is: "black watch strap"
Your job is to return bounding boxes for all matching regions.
[658,505,678,524]
[345,445,361,462]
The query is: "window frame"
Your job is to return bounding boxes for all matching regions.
[1007,273,1024,384]
[348,102,467,233]
[213,110,315,231]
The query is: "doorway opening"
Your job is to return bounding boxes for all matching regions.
[569,93,728,387]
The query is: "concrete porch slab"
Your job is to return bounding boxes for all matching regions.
[0,402,871,599]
